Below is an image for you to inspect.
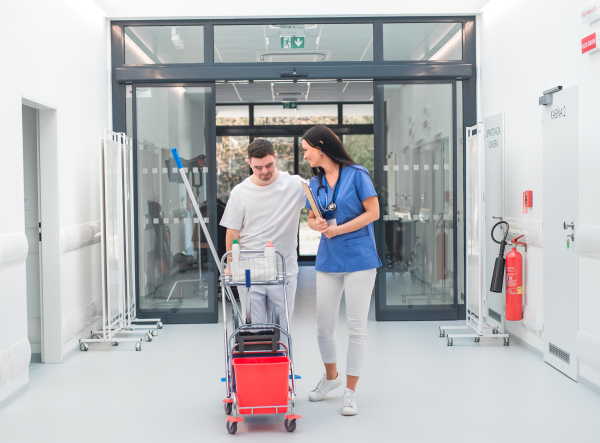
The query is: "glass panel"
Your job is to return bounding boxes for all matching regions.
[343,134,374,178]
[216,105,250,126]
[254,104,337,125]
[343,104,374,124]
[383,23,462,61]
[216,136,250,203]
[135,86,213,316]
[214,24,373,63]
[125,26,204,64]
[381,83,454,308]
[262,137,294,175]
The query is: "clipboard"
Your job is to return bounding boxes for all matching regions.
[301,181,322,219]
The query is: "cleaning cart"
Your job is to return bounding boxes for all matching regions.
[169,148,300,435]
[220,250,300,434]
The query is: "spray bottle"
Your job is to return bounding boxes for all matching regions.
[232,238,240,261]
[264,241,275,257]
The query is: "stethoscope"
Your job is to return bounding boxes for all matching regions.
[316,165,342,217]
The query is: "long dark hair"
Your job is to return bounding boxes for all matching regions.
[303,125,355,179]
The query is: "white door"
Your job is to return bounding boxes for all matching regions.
[542,85,579,381]
[484,113,505,332]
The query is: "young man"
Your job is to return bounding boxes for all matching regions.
[220,139,306,334]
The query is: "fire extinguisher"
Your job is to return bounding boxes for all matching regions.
[489,221,526,321]
[505,235,526,321]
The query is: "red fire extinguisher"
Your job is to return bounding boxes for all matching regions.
[505,235,526,321]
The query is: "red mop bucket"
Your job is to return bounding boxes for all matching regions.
[233,356,290,414]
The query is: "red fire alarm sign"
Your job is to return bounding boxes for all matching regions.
[523,191,533,214]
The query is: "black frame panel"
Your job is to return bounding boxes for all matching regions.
[111,16,476,323]
[132,82,219,324]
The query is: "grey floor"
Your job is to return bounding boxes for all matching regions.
[2,266,600,442]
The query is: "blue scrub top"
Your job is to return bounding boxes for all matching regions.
[306,165,382,273]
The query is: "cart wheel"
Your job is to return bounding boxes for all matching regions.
[232,305,240,330]
[80,343,89,352]
[157,321,163,329]
[224,402,233,415]
[493,329,498,334]
[275,306,280,326]
[227,422,237,434]
[401,296,406,303]
[136,342,142,351]
[447,337,453,346]
[504,337,510,346]
[439,329,445,337]
[408,301,413,308]
[284,419,296,432]
[144,334,152,342]
[151,329,158,337]
[475,337,480,343]
[111,342,119,346]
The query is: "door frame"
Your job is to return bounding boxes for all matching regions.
[111,16,476,323]
[132,82,219,323]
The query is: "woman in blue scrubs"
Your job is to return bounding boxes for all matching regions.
[302,125,381,416]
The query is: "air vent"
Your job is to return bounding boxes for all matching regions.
[488,308,502,323]
[549,343,570,364]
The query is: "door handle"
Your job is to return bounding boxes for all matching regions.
[492,215,503,220]
[563,222,574,230]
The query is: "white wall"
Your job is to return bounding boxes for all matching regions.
[0,0,108,404]
[480,0,600,388]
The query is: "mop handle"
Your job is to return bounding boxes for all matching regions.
[171,147,223,274]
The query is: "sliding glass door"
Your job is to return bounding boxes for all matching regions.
[375,81,465,321]
[132,84,218,323]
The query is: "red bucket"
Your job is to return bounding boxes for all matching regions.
[233,356,290,414]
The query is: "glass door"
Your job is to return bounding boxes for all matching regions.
[133,84,218,323]
[375,81,463,321]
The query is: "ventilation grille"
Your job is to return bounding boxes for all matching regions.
[488,308,502,323]
[549,343,570,364]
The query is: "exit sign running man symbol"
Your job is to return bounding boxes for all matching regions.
[281,36,305,49]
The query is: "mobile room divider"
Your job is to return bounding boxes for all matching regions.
[79,130,162,352]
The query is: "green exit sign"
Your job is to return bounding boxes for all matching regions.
[281,36,305,49]
[282,101,298,109]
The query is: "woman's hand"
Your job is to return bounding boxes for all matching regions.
[323,225,340,239]
[315,217,329,233]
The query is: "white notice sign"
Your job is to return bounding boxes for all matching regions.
[484,112,504,152]
[582,2,600,24]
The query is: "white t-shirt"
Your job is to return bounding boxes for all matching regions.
[219,171,306,276]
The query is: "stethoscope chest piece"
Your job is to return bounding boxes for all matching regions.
[328,202,337,211]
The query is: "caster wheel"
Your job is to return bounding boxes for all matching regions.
[408,301,413,308]
[144,334,152,342]
[284,419,296,432]
[111,342,119,346]
[136,342,142,351]
[401,296,406,303]
[475,337,480,342]
[227,422,237,434]
[493,329,498,335]
[80,343,89,352]
[447,338,453,347]
[224,402,232,415]
[504,337,510,346]
[157,322,163,329]
[439,329,445,337]
[151,329,158,337]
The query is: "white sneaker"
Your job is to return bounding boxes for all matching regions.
[308,373,342,401]
[341,388,358,416]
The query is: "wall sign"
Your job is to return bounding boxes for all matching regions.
[484,112,504,151]
[582,2,600,24]
[582,33,599,54]
[281,36,305,49]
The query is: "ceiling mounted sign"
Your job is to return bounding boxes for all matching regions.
[582,2,600,24]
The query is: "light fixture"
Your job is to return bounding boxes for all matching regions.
[171,27,184,49]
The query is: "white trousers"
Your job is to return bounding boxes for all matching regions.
[316,269,377,377]
[238,274,297,342]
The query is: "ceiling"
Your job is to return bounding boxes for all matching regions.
[215,80,373,103]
